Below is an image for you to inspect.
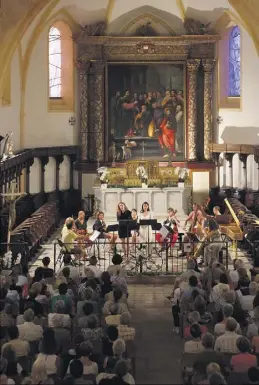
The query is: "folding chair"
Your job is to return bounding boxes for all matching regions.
[56,239,81,268]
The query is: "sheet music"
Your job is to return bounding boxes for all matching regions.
[159,226,169,238]
[89,230,101,242]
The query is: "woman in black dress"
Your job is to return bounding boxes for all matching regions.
[117,202,131,257]
[93,211,117,250]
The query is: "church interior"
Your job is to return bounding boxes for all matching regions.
[1,0,259,384]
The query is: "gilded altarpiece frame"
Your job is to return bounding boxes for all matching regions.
[76,35,220,166]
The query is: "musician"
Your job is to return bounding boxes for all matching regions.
[117,202,132,256]
[184,203,203,230]
[62,218,91,253]
[93,211,117,249]
[203,218,223,267]
[155,208,179,249]
[75,210,87,235]
[213,206,221,216]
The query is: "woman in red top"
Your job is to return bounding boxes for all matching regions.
[231,337,257,373]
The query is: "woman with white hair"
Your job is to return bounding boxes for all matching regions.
[214,304,241,337]
[48,300,71,329]
[114,359,135,385]
[117,312,135,341]
[239,281,258,311]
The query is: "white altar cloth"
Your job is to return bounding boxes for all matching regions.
[93,187,192,221]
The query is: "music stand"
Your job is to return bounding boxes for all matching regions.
[139,219,157,251]
[107,224,119,233]
[152,222,162,249]
[119,220,138,231]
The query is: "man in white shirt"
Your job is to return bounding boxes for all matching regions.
[87,256,103,279]
[214,317,241,353]
[239,281,258,311]
[17,309,43,342]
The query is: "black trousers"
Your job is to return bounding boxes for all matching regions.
[172,304,180,327]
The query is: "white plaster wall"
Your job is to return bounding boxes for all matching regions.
[29,157,41,194]
[232,154,241,189]
[0,50,21,150]
[59,155,70,190]
[24,25,78,149]
[82,174,97,197]
[192,171,210,204]
[44,156,56,192]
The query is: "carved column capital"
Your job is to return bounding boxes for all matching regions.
[90,60,105,74]
[40,156,49,171]
[202,59,216,72]
[254,154,259,165]
[239,153,248,169]
[186,59,200,72]
[225,153,234,167]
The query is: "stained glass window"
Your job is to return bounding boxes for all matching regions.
[228,25,241,97]
[49,26,61,98]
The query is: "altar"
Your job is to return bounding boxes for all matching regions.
[93,186,191,221]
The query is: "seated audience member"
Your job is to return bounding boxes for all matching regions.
[52,314,71,354]
[230,336,257,373]
[87,256,103,279]
[208,372,226,385]
[247,367,259,385]
[17,309,43,342]
[59,254,80,284]
[184,311,208,338]
[0,301,15,328]
[16,265,30,287]
[23,288,44,317]
[68,359,85,384]
[1,326,30,358]
[194,295,212,324]
[239,282,258,311]
[77,302,94,327]
[37,328,59,375]
[102,325,119,356]
[78,341,98,376]
[105,303,121,326]
[112,338,126,360]
[181,276,205,301]
[117,312,135,341]
[100,272,113,298]
[214,304,241,336]
[77,287,99,317]
[31,359,48,384]
[194,333,227,374]
[34,257,54,280]
[221,290,246,326]
[107,254,127,278]
[6,284,20,305]
[178,259,201,283]
[229,259,244,285]
[81,314,103,342]
[184,324,204,353]
[0,357,13,385]
[103,288,128,316]
[48,300,71,329]
[2,345,22,384]
[252,326,259,352]
[114,359,135,385]
[247,306,259,339]
[68,334,85,358]
[214,317,241,353]
[238,267,251,295]
[210,273,230,305]
[51,283,73,314]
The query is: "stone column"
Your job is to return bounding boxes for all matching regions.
[225,153,234,187]
[202,59,216,161]
[212,152,220,186]
[68,154,77,189]
[40,156,49,193]
[77,60,90,161]
[254,154,259,190]
[186,59,200,161]
[25,159,34,194]
[54,155,64,191]
[239,154,248,189]
[89,60,105,162]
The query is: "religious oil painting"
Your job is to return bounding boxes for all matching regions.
[107,63,185,162]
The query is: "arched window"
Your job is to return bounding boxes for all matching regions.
[228,25,241,97]
[48,22,74,111]
[49,26,62,98]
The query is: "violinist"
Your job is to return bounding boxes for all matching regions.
[93,211,117,250]
[155,208,179,249]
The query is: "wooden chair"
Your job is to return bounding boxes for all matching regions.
[125,340,136,377]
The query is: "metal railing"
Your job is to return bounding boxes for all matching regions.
[0,242,29,267]
[53,239,229,275]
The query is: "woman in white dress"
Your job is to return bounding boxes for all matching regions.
[139,202,153,254]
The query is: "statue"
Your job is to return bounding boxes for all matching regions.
[184,18,213,35]
[1,131,14,161]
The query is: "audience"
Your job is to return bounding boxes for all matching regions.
[230,336,257,373]
[214,318,241,353]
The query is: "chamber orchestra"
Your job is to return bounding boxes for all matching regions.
[60,199,226,268]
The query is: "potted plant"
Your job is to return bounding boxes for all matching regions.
[97,166,109,188]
